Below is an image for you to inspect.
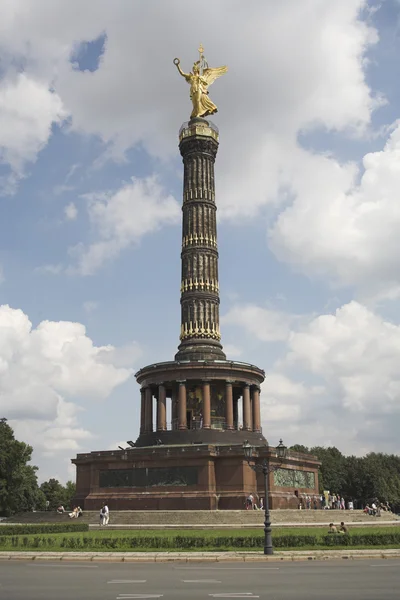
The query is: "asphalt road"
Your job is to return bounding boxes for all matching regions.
[0,560,399,600]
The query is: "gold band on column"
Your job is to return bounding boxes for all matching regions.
[202,381,211,429]
[178,381,187,430]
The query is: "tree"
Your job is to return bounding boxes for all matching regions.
[0,418,42,516]
[63,481,76,509]
[40,479,66,510]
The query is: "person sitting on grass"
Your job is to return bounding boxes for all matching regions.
[338,521,348,534]
[328,523,337,534]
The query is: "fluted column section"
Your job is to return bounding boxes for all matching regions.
[157,384,167,431]
[178,381,187,430]
[243,384,252,431]
[175,120,226,361]
[225,381,234,430]
[202,381,211,429]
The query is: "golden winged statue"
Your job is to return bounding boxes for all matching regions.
[173,46,228,119]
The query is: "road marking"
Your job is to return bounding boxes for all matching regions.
[108,580,147,584]
[116,596,163,599]
[176,567,279,570]
[183,579,222,583]
[209,595,259,599]
[27,564,99,569]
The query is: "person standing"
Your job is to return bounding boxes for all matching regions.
[99,506,104,526]
[103,502,110,525]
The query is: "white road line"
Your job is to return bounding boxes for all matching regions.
[370,564,399,567]
[116,596,163,599]
[175,567,279,571]
[183,579,222,583]
[27,564,99,569]
[209,595,259,599]
[108,580,147,584]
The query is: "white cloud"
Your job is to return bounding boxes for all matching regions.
[64,202,78,220]
[69,176,180,275]
[0,304,136,453]
[0,1,378,213]
[0,73,66,189]
[222,304,294,342]
[225,299,400,454]
[269,122,400,298]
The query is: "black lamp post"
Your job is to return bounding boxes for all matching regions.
[243,438,287,555]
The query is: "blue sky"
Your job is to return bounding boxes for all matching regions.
[1,0,400,482]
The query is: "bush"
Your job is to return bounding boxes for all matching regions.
[322,532,400,547]
[0,523,88,536]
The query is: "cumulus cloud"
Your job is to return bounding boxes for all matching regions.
[0,73,66,190]
[222,303,296,342]
[0,304,135,452]
[69,176,180,275]
[64,202,78,221]
[225,300,400,454]
[0,1,378,211]
[269,122,400,299]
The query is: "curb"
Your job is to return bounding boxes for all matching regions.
[0,550,399,563]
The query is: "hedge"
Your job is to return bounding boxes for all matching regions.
[0,531,399,550]
[0,523,89,536]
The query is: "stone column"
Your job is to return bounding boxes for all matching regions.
[140,388,146,434]
[243,384,252,431]
[233,394,239,430]
[144,387,153,433]
[225,381,234,430]
[171,386,178,430]
[202,381,211,429]
[178,381,187,430]
[157,384,167,431]
[252,386,261,433]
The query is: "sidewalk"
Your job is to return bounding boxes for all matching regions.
[0,549,399,562]
[87,521,400,529]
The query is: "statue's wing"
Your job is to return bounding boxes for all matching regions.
[202,65,228,86]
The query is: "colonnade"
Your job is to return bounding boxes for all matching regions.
[139,381,261,434]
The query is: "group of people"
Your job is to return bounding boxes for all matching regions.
[363,500,391,516]
[328,522,348,534]
[56,504,83,518]
[245,494,264,510]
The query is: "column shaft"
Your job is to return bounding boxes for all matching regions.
[202,382,211,429]
[178,382,187,430]
[157,384,167,431]
[144,387,153,433]
[225,382,234,430]
[243,384,252,431]
[140,388,145,434]
[252,387,261,433]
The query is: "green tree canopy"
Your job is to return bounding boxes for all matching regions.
[0,418,43,516]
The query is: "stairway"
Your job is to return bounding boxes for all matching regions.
[4,509,399,527]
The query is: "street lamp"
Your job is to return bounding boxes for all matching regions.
[243,438,287,555]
